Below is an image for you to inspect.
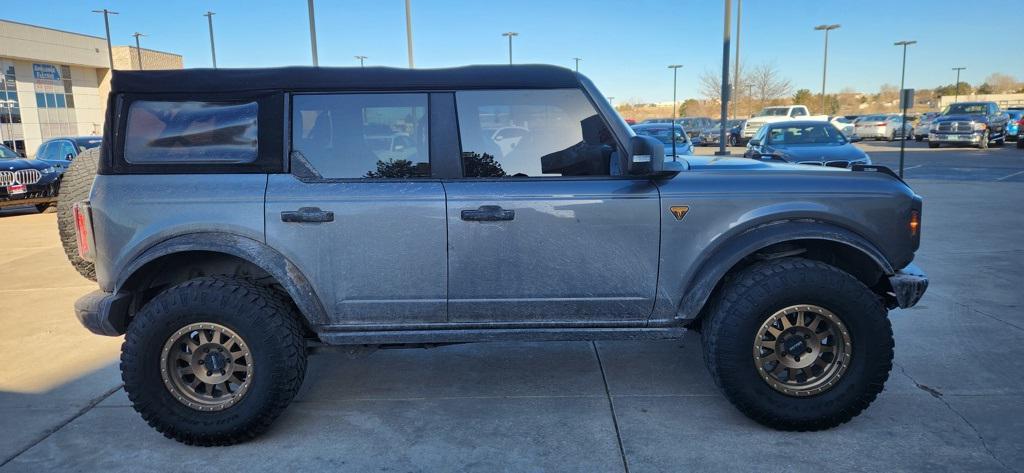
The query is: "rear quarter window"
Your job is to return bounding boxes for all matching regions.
[123,100,258,164]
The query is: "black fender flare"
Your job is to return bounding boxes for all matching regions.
[675,219,895,320]
[114,232,329,328]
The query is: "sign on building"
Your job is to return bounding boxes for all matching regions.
[32,64,61,81]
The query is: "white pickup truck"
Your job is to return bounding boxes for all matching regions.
[740,105,829,142]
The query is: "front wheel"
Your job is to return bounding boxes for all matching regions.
[121,276,307,445]
[701,258,892,430]
[928,142,940,148]
[1017,139,1024,149]
[915,135,923,142]
[977,130,989,149]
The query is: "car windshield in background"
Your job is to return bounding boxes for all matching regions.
[0,145,18,159]
[75,138,102,152]
[944,104,987,115]
[679,118,702,129]
[757,108,790,117]
[635,126,686,145]
[766,124,846,145]
[861,115,886,122]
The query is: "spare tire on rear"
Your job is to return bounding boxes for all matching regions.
[57,147,100,281]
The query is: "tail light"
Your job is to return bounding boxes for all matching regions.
[1017,119,1023,126]
[72,202,96,262]
[909,209,920,237]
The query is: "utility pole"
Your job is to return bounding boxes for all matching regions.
[355,55,367,67]
[732,0,742,120]
[502,32,518,65]
[716,0,732,156]
[307,0,319,67]
[204,11,217,68]
[952,67,966,103]
[814,24,840,114]
[91,9,118,70]
[404,0,415,68]
[131,32,145,70]
[895,40,916,178]
[573,57,581,73]
[669,65,683,158]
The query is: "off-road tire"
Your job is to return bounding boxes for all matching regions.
[121,276,307,446]
[928,142,940,149]
[701,257,893,431]
[56,148,100,281]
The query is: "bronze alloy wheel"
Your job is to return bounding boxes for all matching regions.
[753,305,852,397]
[160,323,254,411]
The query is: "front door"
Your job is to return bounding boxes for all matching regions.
[445,89,661,323]
[266,92,447,326]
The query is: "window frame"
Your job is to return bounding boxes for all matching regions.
[450,87,630,181]
[287,91,438,182]
[107,91,284,175]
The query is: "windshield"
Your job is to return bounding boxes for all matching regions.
[678,118,702,128]
[766,123,846,145]
[756,108,790,117]
[944,103,988,115]
[634,126,687,145]
[0,145,18,159]
[76,139,102,152]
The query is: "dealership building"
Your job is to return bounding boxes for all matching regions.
[1,19,183,157]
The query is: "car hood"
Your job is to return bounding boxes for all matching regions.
[0,159,50,171]
[934,114,986,123]
[769,144,867,162]
[681,155,847,173]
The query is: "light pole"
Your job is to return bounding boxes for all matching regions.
[204,11,217,68]
[131,32,145,70]
[502,32,518,65]
[716,0,732,156]
[404,0,415,68]
[669,65,683,158]
[894,40,916,178]
[746,83,755,118]
[814,24,840,114]
[573,57,581,72]
[91,9,118,70]
[732,0,742,120]
[307,0,319,67]
[355,55,367,67]
[952,67,966,103]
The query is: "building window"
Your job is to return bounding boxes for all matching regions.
[31,63,77,139]
[0,63,21,124]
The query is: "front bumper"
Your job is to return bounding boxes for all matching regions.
[74,289,131,336]
[928,131,983,144]
[888,263,928,309]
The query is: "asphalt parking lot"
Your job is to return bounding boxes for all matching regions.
[1,141,1022,472]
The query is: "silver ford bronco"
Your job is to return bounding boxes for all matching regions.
[66,65,927,445]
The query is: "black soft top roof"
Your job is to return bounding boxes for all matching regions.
[111,64,582,94]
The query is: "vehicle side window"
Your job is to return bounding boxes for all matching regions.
[123,100,258,164]
[791,108,807,117]
[456,89,615,177]
[56,140,76,160]
[291,93,429,179]
[35,142,52,160]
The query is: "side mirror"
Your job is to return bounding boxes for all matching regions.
[628,135,665,175]
[65,153,74,161]
[748,138,760,146]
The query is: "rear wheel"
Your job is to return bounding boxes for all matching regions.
[928,142,940,148]
[915,135,923,142]
[121,276,307,446]
[56,148,100,281]
[1017,138,1024,149]
[701,257,893,430]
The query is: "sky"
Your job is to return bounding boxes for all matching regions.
[4,0,1022,103]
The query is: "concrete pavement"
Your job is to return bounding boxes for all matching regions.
[0,149,1021,471]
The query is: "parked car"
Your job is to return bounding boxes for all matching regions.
[854,114,912,141]
[678,116,715,145]
[641,117,674,124]
[744,121,870,167]
[33,136,102,174]
[741,105,829,142]
[1004,110,1022,142]
[0,143,62,212]
[828,116,856,138]
[928,101,1010,149]
[702,119,744,146]
[913,112,941,141]
[1017,116,1024,149]
[70,65,926,445]
[631,123,694,156]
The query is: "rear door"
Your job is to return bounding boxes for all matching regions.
[444,89,661,324]
[265,92,449,326]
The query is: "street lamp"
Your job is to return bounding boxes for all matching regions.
[355,55,367,67]
[814,24,840,114]
[204,11,217,68]
[669,65,683,158]
[573,57,581,73]
[131,32,146,70]
[91,9,118,70]
[502,32,518,65]
[307,0,319,67]
[716,0,732,156]
[732,0,743,120]
[952,67,966,103]
[894,40,916,178]
[404,0,415,68]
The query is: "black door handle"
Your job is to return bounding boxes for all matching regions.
[461,205,515,222]
[281,207,334,223]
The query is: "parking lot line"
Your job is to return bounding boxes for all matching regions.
[994,170,1024,182]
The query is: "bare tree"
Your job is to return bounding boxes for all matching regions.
[982,73,1021,94]
[698,69,725,103]
[747,63,792,103]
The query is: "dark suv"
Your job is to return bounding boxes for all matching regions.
[68,65,926,445]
